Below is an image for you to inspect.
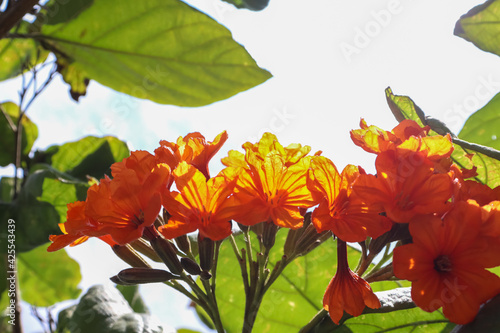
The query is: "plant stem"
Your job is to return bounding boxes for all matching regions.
[0,0,40,39]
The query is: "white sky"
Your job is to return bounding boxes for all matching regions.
[2,0,500,332]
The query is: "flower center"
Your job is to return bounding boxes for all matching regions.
[434,255,452,273]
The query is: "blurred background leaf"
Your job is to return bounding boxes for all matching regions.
[0,21,48,81]
[0,102,38,167]
[17,244,82,306]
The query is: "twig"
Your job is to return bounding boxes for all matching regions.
[0,0,40,39]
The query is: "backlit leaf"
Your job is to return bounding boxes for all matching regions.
[17,244,82,306]
[38,0,272,106]
[41,135,129,180]
[454,0,500,58]
[0,21,48,81]
[13,167,88,252]
[459,91,500,151]
[213,229,360,332]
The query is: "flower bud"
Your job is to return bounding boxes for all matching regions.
[175,234,192,255]
[129,238,162,262]
[251,222,264,237]
[180,257,202,276]
[116,267,175,284]
[200,270,212,280]
[262,222,279,251]
[110,275,134,285]
[283,227,302,257]
[112,244,151,268]
[294,213,332,256]
[198,235,215,272]
[149,236,183,275]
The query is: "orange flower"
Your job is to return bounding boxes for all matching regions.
[393,201,500,324]
[307,156,392,242]
[451,164,500,205]
[323,240,381,324]
[350,119,453,161]
[222,132,312,168]
[479,200,500,258]
[160,162,238,241]
[48,201,102,251]
[86,151,170,245]
[223,134,316,229]
[353,150,453,223]
[47,201,118,252]
[155,131,228,180]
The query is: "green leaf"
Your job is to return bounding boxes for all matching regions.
[0,21,48,81]
[0,258,7,311]
[13,167,89,252]
[0,177,19,202]
[213,229,361,332]
[55,305,76,333]
[62,284,163,333]
[116,285,150,314]
[177,329,203,333]
[450,91,500,188]
[40,135,129,180]
[38,0,272,106]
[56,55,90,102]
[459,92,500,151]
[17,244,82,306]
[0,102,39,167]
[339,307,453,332]
[451,144,500,188]
[454,0,500,58]
[222,0,270,11]
[385,87,425,127]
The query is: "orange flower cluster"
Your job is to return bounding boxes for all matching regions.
[48,123,500,326]
[351,119,500,325]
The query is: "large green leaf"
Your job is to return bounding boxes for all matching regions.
[459,92,500,150]
[214,229,361,332]
[17,244,82,306]
[13,167,88,252]
[335,308,453,332]
[454,0,500,57]
[38,0,272,106]
[0,177,19,202]
[0,102,39,167]
[58,284,163,333]
[0,21,48,81]
[40,135,129,180]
